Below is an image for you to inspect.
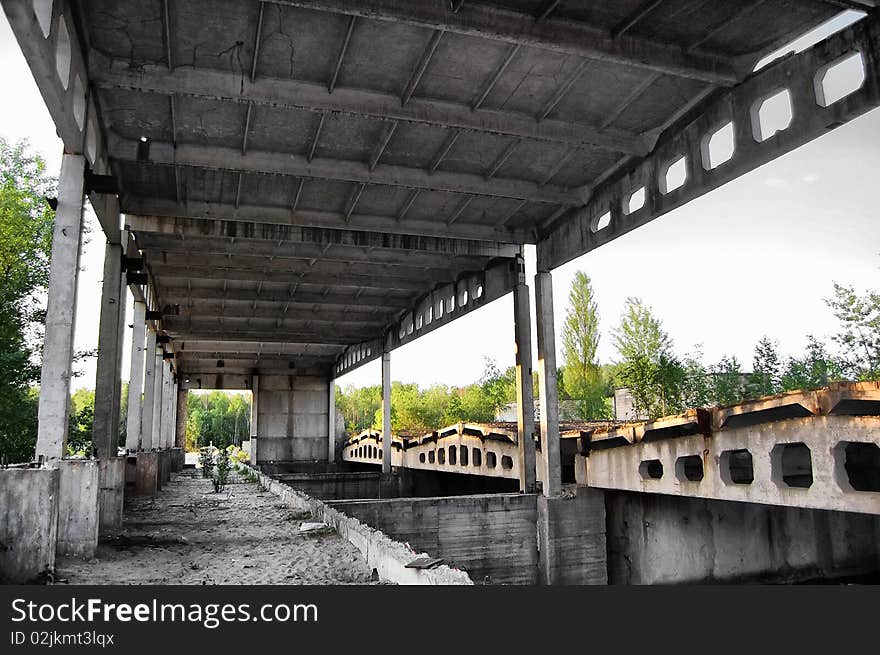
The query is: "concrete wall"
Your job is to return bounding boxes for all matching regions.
[329,494,539,584]
[56,460,100,558]
[273,472,384,500]
[0,468,59,583]
[98,457,125,534]
[257,375,329,462]
[538,488,607,584]
[606,491,880,584]
[250,466,473,585]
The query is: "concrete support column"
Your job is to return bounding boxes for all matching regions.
[381,348,392,474]
[35,154,86,461]
[175,385,187,449]
[249,374,259,464]
[92,242,125,458]
[535,270,562,497]
[140,327,158,449]
[150,346,163,450]
[513,264,537,493]
[169,377,178,448]
[162,361,173,449]
[328,379,336,462]
[125,301,146,451]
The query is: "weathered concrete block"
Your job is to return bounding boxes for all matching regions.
[134,451,158,496]
[293,414,329,438]
[98,457,125,535]
[330,493,539,584]
[56,460,100,559]
[293,389,329,414]
[170,447,185,472]
[125,455,137,488]
[157,449,171,486]
[0,468,59,583]
[537,487,607,585]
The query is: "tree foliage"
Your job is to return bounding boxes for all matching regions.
[561,272,610,419]
[339,359,515,435]
[826,282,880,380]
[67,388,95,456]
[0,138,55,463]
[612,298,683,419]
[185,391,251,450]
[746,337,782,398]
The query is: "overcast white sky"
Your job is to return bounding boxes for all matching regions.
[2,10,877,393]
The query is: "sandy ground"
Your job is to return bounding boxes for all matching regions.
[55,469,379,585]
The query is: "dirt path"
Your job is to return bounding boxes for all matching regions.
[56,469,378,585]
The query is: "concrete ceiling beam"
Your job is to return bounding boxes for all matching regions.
[89,54,648,154]
[108,134,579,205]
[144,249,478,276]
[271,0,739,84]
[165,326,372,344]
[124,202,531,245]
[169,303,393,323]
[150,263,446,291]
[134,233,492,270]
[157,286,413,309]
[176,340,342,355]
[165,315,387,332]
[126,214,519,257]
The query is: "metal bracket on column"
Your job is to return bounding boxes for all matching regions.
[84,168,119,194]
[122,256,144,271]
[126,271,148,285]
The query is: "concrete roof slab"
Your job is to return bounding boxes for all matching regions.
[247,103,316,155]
[336,18,435,94]
[254,3,350,83]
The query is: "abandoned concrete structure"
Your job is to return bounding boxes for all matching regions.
[1,0,879,584]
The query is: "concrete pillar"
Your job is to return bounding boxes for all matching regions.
[168,368,176,449]
[249,374,259,464]
[149,346,163,450]
[35,154,86,461]
[535,270,562,497]
[169,377,178,449]
[140,329,158,449]
[161,360,172,449]
[125,301,146,451]
[381,349,392,474]
[328,379,336,462]
[513,267,537,493]
[92,242,125,458]
[175,386,187,449]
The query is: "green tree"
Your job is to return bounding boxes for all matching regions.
[612,298,683,419]
[67,388,95,456]
[680,347,711,409]
[781,336,844,391]
[710,355,746,406]
[0,138,55,463]
[746,337,782,398]
[561,272,610,419]
[184,391,251,449]
[118,381,129,447]
[826,282,880,380]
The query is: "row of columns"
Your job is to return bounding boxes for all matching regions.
[124,313,182,451]
[35,152,185,463]
[349,251,562,497]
